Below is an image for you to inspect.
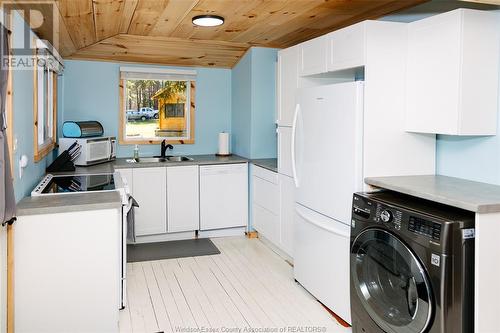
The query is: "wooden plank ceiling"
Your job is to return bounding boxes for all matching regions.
[24,0,428,68]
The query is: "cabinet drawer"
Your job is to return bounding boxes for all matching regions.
[252,165,278,184]
[252,203,279,245]
[253,175,279,215]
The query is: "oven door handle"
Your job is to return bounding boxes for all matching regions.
[109,140,115,160]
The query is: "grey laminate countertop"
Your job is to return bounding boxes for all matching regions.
[52,155,248,175]
[17,154,249,216]
[112,154,248,169]
[252,158,278,173]
[365,175,500,213]
[16,191,122,216]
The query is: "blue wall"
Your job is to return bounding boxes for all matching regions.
[231,51,252,158]
[60,60,232,157]
[231,47,278,159]
[250,48,278,159]
[10,12,54,201]
[10,44,279,200]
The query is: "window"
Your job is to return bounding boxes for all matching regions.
[5,27,13,173]
[33,40,60,162]
[119,68,196,144]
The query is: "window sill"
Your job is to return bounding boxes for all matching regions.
[34,142,55,162]
[119,139,195,145]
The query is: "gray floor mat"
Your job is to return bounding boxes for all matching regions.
[127,238,221,262]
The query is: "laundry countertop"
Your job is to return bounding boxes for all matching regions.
[365,175,500,214]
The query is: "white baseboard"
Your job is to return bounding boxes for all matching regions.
[198,227,246,238]
[131,227,247,244]
[133,231,196,243]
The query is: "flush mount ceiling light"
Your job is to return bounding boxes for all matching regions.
[458,0,500,3]
[192,15,224,27]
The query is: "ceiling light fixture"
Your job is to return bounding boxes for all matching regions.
[192,15,224,27]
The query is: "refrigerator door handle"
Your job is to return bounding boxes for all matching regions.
[296,205,350,238]
[291,103,300,188]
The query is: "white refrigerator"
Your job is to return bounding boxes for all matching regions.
[292,81,364,324]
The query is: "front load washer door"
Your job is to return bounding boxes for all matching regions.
[351,228,433,333]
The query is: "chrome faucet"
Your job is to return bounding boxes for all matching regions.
[160,140,173,158]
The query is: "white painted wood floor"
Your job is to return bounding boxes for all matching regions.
[119,237,351,333]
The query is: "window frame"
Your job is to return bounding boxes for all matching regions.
[118,75,196,145]
[5,28,13,174]
[33,43,57,162]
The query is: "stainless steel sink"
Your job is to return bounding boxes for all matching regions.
[167,156,193,162]
[137,157,167,163]
[134,156,193,163]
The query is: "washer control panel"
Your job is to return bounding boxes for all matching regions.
[375,205,403,230]
[352,193,442,239]
[409,216,441,240]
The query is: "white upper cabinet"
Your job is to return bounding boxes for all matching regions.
[299,35,328,76]
[406,9,499,135]
[327,22,366,72]
[166,166,199,233]
[277,46,299,126]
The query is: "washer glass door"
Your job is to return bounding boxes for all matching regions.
[351,228,433,333]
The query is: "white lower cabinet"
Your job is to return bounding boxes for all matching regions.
[15,209,122,332]
[200,163,248,230]
[279,174,295,256]
[132,167,167,236]
[118,163,248,240]
[252,166,280,245]
[253,204,280,245]
[252,166,295,257]
[166,166,199,233]
[117,165,199,238]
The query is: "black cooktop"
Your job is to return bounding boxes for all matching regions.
[41,174,116,194]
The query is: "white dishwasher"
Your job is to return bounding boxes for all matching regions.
[199,163,248,230]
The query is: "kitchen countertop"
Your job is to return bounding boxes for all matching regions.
[365,175,500,214]
[17,154,249,216]
[252,158,278,173]
[16,191,122,216]
[53,154,248,175]
[113,154,248,169]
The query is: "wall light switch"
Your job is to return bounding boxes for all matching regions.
[19,154,28,179]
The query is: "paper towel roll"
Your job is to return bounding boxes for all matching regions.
[218,132,230,155]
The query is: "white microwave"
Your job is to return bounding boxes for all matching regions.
[59,136,116,166]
